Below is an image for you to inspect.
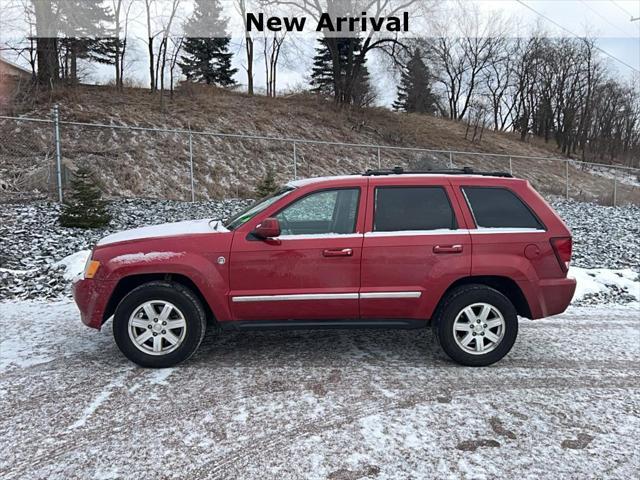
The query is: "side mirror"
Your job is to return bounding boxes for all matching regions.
[252,217,281,239]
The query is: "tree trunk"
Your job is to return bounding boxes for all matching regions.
[33,1,59,87]
[120,38,127,88]
[70,43,78,84]
[36,38,59,86]
[148,37,155,91]
[246,37,254,95]
[160,38,168,110]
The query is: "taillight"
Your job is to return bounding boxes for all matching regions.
[550,237,572,272]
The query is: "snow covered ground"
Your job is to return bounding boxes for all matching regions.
[0,301,638,479]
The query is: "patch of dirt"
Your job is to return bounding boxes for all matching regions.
[489,416,517,440]
[327,465,380,480]
[456,439,501,451]
[561,433,595,450]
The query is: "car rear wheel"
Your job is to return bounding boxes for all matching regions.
[113,281,207,368]
[435,284,518,366]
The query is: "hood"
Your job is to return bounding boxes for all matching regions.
[97,219,229,246]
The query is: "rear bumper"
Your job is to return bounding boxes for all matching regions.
[529,277,577,319]
[72,278,116,330]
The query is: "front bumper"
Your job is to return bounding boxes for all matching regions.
[72,277,116,330]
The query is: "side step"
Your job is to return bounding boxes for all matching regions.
[220,319,429,331]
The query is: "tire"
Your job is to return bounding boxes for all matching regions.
[113,281,207,368]
[434,284,518,367]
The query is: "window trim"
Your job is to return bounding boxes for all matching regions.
[271,186,362,237]
[461,186,546,231]
[372,185,458,233]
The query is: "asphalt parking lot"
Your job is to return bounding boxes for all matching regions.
[1,301,638,479]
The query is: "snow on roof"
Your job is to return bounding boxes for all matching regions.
[0,56,32,77]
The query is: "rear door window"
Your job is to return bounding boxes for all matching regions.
[373,187,457,232]
[462,187,543,229]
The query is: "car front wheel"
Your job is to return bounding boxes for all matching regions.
[113,281,207,368]
[435,285,518,366]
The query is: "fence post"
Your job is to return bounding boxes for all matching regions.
[188,125,195,202]
[613,174,617,207]
[52,104,63,203]
[565,159,569,200]
[377,146,381,169]
[449,151,453,168]
[293,141,297,180]
[509,156,512,175]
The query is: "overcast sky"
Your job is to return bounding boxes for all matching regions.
[1,0,638,106]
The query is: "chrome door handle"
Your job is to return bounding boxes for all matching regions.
[323,248,353,257]
[433,244,463,254]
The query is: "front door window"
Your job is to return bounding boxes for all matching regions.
[276,188,360,235]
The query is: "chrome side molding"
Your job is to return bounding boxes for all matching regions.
[231,291,422,302]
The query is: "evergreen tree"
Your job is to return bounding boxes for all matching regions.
[255,167,279,198]
[57,1,115,83]
[393,48,437,114]
[310,37,374,106]
[59,165,111,228]
[179,0,237,86]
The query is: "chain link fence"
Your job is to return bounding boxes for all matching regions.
[1,107,639,205]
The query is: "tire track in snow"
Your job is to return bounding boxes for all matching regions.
[5,373,638,479]
[182,376,640,479]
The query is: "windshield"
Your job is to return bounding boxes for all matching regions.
[225,187,294,230]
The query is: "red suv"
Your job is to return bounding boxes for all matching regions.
[73,168,576,368]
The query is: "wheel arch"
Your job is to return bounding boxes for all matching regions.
[103,273,216,326]
[435,276,533,320]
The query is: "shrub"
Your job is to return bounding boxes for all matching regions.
[255,167,279,198]
[59,164,111,228]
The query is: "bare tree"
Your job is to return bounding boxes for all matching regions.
[429,6,505,120]
[157,0,181,108]
[262,30,286,97]
[482,38,520,131]
[167,37,183,97]
[235,0,254,95]
[111,0,134,90]
[143,0,158,91]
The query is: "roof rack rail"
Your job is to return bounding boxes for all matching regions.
[362,166,513,178]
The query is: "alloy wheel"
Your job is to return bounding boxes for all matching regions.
[128,300,187,356]
[452,302,505,355]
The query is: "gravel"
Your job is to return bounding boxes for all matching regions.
[0,197,638,301]
[549,198,640,269]
[0,199,252,300]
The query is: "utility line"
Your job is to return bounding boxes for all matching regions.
[579,0,632,36]
[609,0,635,18]
[515,0,639,72]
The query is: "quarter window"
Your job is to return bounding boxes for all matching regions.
[463,187,543,229]
[276,188,360,235]
[373,187,456,232]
